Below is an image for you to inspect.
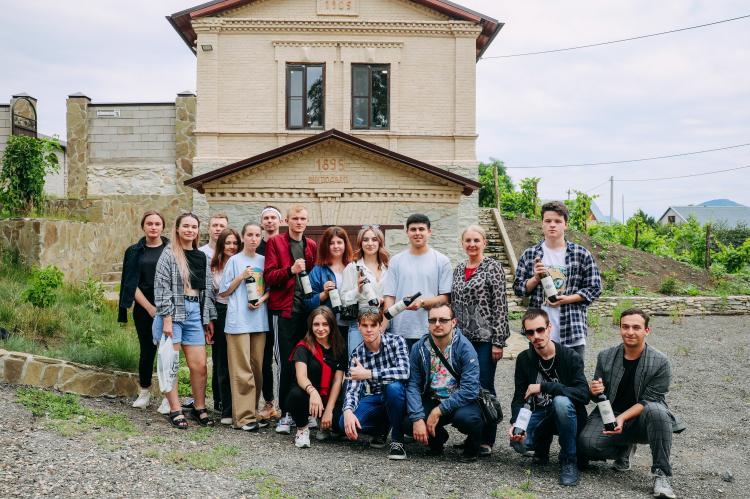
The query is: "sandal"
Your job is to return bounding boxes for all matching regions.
[169,411,188,429]
[192,407,214,427]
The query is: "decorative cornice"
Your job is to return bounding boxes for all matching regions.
[272,40,404,49]
[204,189,461,202]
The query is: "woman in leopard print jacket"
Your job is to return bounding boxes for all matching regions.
[451,224,510,455]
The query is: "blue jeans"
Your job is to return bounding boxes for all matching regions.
[339,382,407,443]
[347,322,363,359]
[472,341,498,447]
[512,395,577,460]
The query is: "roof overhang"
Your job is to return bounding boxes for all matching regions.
[167,0,502,59]
[185,128,481,195]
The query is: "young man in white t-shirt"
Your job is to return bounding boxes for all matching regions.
[383,213,452,350]
[199,213,229,259]
[513,202,602,360]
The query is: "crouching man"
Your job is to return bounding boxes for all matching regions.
[508,308,589,486]
[407,303,484,462]
[578,308,685,499]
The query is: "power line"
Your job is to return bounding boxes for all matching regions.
[503,142,750,169]
[584,180,609,193]
[618,164,750,182]
[482,14,750,59]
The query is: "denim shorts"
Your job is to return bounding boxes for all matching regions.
[151,300,205,346]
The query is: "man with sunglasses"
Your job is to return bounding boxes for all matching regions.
[508,308,589,486]
[406,303,483,462]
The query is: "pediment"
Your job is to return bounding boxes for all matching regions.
[220,0,448,22]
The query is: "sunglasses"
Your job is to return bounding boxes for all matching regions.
[427,318,452,325]
[523,326,548,336]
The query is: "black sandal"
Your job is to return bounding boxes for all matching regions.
[192,407,214,427]
[169,411,188,429]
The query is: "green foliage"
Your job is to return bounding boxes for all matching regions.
[601,269,620,292]
[478,159,513,208]
[476,160,541,218]
[564,190,597,231]
[0,135,61,215]
[659,277,679,295]
[78,276,106,313]
[22,265,64,308]
[714,238,750,273]
[611,299,634,325]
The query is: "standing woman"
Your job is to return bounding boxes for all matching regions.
[219,223,270,432]
[305,226,353,337]
[118,211,168,409]
[286,306,347,448]
[210,228,241,425]
[154,213,217,428]
[340,225,390,356]
[451,224,510,456]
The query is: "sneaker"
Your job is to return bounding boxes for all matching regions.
[459,453,478,463]
[652,469,676,498]
[220,417,233,425]
[613,444,636,472]
[388,442,407,460]
[132,389,151,409]
[275,413,292,434]
[479,445,492,457]
[316,429,332,441]
[559,458,580,487]
[295,428,311,449]
[157,397,170,415]
[308,416,318,429]
[258,401,280,421]
[241,422,260,432]
[370,435,387,449]
[258,419,270,429]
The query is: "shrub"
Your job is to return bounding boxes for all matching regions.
[659,277,679,295]
[0,135,61,215]
[601,269,620,292]
[22,266,64,308]
[611,299,635,325]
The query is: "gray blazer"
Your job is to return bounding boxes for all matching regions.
[594,343,686,433]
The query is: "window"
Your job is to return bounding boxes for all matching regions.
[667,215,676,224]
[286,64,325,129]
[351,64,389,129]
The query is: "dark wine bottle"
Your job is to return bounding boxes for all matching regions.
[359,266,379,306]
[245,269,259,305]
[385,292,422,320]
[595,393,617,431]
[329,287,342,313]
[513,400,532,436]
[299,269,314,298]
[536,257,559,303]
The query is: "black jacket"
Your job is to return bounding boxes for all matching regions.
[510,341,589,431]
[117,236,169,323]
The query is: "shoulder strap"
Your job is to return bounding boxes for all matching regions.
[428,335,460,384]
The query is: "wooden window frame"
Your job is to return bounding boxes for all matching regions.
[351,63,390,130]
[286,63,326,130]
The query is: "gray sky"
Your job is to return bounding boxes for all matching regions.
[1,0,748,219]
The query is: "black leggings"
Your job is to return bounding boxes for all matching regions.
[211,303,232,418]
[133,303,158,389]
[286,384,343,430]
[261,310,275,402]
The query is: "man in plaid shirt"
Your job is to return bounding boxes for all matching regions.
[514,201,602,360]
[340,310,410,460]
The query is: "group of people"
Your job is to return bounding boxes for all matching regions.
[117,201,683,498]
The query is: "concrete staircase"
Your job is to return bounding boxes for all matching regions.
[478,208,524,314]
[100,262,121,302]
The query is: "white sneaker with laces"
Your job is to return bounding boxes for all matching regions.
[220,417,233,425]
[652,469,676,498]
[295,428,311,448]
[308,416,318,429]
[157,397,170,415]
[275,413,292,434]
[132,389,151,409]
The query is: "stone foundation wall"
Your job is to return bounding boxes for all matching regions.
[588,295,750,316]
[0,105,10,153]
[0,349,155,398]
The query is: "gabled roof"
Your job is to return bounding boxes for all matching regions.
[184,128,481,195]
[167,0,502,59]
[658,205,750,227]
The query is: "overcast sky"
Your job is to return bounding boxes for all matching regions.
[1,0,748,219]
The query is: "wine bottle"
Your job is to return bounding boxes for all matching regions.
[595,393,617,431]
[359,266,379,306]
[299,269,314,298]
[513,400,532,436]
[536,257,559,303]
[245,269,259,305]
[329,287,342,313]
[385,292,422,320]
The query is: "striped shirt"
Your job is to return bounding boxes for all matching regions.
[155,245,217,325]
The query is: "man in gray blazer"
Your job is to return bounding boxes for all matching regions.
[578,308,685,499]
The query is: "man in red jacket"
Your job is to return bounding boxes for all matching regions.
[263,204,317,433]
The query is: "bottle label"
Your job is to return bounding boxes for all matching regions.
[387,301,407,318]
[541,276,558,299]
[363,282,377,302]
[301,274,313,295]
[329,288,342,308]
[514,407,532,431]
[246,282,259,302]
[598,400,616,425]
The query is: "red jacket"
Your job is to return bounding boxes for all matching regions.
[263,232,317,318]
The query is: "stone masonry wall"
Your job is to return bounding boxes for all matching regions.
[588,295,750,317]
[0,105,10,152]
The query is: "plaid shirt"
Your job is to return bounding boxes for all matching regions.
[513,240,602,346]
[343,333,410,412]
[155,245,217,325]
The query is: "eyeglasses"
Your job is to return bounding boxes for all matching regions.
[523,326,548,336]
[427,318,452,325]
[361,224,381,230]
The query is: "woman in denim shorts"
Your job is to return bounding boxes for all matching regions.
[154,213,218,429]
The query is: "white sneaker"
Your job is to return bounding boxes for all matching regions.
[316,430,332,441]
[220,417,233,425]
[275,413,292,434]
[295,428,311,448]
[157,397,170,415]
[308,416,318,429]
[132,389,151,409]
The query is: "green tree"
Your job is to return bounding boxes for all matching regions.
[478,159,513,208]
[0,135,61,215]
[565,190,597,231]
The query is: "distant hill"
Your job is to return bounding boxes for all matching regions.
[698,199,744,207]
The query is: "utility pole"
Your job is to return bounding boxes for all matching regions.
[609,176,614,225]
[567,188,572,201]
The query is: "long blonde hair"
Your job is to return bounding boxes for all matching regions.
[171,213,200,290]
[354,225,389,269]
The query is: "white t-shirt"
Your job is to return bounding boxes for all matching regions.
[199,244,214,260]
[219,253,268,334]
[383,248,452,339]
[340,260,389,309]
[541,242,584,346]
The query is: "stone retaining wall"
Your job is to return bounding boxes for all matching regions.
[588,295,750,316]
[0,349,156,398]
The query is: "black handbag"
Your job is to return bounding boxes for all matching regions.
[428,335,503,425]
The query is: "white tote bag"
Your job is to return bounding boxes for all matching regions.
[156,336,180,394]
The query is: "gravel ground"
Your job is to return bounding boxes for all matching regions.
[1,315,747,498]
